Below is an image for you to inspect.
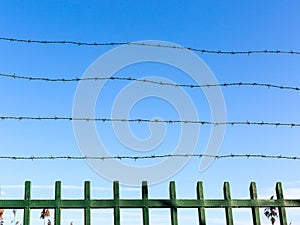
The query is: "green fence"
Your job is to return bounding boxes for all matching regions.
[0,181,299,225]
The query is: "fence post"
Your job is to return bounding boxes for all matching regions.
[54,181,61,225]
[170,181,178,225]
[142,181,150,225]
[223,182,234,225]
[276,182,288,225]
[23,181,31,225]
[197,182,206,225]
[113,181,120,225]
[250,182,261,225]
[84,181,91,225]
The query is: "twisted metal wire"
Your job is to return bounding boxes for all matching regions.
[0,116,299,127]
[1,72,300,91]
[0,154,299,161]
[1,37,299,55]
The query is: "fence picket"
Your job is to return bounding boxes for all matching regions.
[113,181,121,225]
[276,182,288,225]
[142,181,150,225]
[197,182,206,225]
[23,181,31,225]
[224,182,234,225]
[84,181,91,225]
[170,182,178,225]
[250,182,261,225]
[54,181,61,225]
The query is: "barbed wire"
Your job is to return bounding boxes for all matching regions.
[1,37,299,55]
[1,116,299,127]
[1,72,300,91]
[0,154,299,161]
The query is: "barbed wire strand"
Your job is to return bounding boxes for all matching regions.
[1,72,300,91]
[0,37,299,55]
[0,154,299,161]
[1,116,299,127]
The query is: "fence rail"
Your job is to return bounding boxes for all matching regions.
[0,181,299,225]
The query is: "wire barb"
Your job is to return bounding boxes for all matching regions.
[0,37,299,55]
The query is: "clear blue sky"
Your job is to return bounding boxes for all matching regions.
[0,1,300,224]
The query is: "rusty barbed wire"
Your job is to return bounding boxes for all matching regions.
[0,37,299,55]
[0,116,299,127]
[1,72,300,91]
[0,154,299,161]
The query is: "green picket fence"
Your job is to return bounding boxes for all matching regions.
[0,181,299,225]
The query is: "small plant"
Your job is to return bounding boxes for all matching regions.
[11,209,21,225]
[40,209,51,225]
[0,209,4,225]
[264,196,278,225]
[0,209,22,225]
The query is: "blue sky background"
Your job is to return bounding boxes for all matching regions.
[0,1,300,224]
